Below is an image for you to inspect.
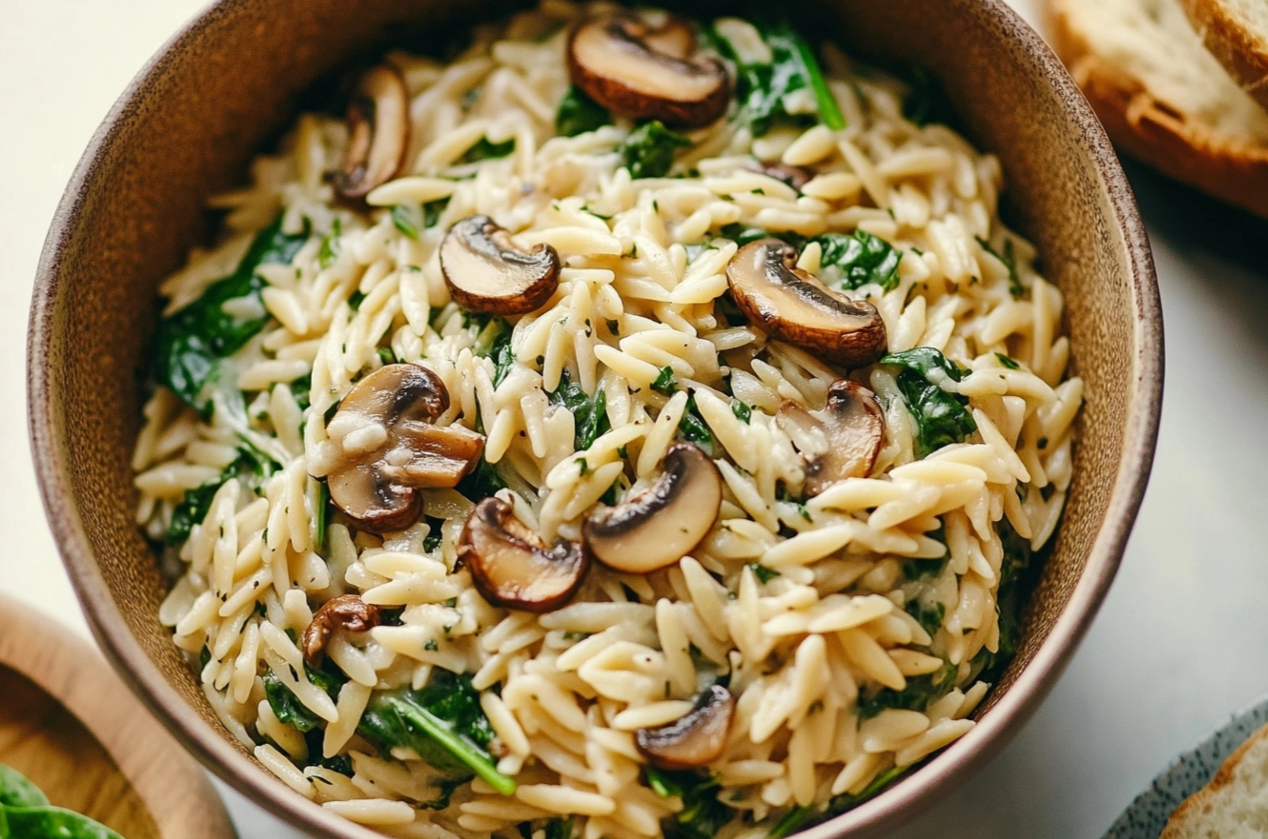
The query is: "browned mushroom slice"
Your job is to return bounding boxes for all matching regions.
[582,443,721,574]
[334,64,410,199]
[459,497,589,612]
[636,684,735,770]
[302,594,382,665]
[325,363,485,532]
[726,238,888,368]
[440,215,561,316]
[568,13,729,129]
[748,160,814,192]
[776,380,884,496]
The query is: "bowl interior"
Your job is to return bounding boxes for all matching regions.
[29,0,1160,837]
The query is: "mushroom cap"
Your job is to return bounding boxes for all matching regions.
[301,594,382,665]
[635,684,735,770]
[777,380,885,496]
[726,238,889,368]
[459,497,590,612]
[582,443,722,574]
[325,363,485,533]
[568,13,730,129]
[334,64,410,200]
[440,215,561,316]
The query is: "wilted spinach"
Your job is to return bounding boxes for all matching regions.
[460,137,516,164]
[548,369,610,450]
[817,230,901,291]
[358,670,516,795]
[167,443,280,546]
[644,767,735,839]
[556,85,611,137]
[856,661,957,722]
[677,394,716,455]
[153,214,310,413]
[618,121,691,179]
[880,348,978,457]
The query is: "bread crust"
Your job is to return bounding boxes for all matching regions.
[1158,720,1268,839]
[1179,0,1268,113]
[1047,0,1268,218]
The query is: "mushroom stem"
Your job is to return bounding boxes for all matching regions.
[334,65,410,200]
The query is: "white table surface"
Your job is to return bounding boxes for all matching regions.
[4,2,1267,837]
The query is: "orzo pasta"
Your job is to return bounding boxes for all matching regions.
[133,3,1081,838]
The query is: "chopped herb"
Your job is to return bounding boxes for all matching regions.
[606,318,620,335]
[817,230,902,291]
[460,137,516,164]
[749,563,781,584]
[377,346,397,367]
[424,639,439,652]
[880,347,978,457]
[731,400,752,424]
[153,214,309,413]
[651,365,679,395]
[423,520,444,553]
[1037,436,1049,450]
[995,352,1020,370]
[556,85,611,137]
[391,204,422,239]
[577,457,590,476]
[358,670,515,795]
[977,236,1023,298]
[424,198,449,229]
[600,479,621,506]
[618,121,692,179]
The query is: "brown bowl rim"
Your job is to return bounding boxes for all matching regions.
[26,0,1163,837]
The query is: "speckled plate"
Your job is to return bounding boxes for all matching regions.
[1101,695,1268,838]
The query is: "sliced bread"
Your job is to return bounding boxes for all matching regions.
[1161,719,1268,839]
[1046,0,1268,218]
[1178,0,1268,112]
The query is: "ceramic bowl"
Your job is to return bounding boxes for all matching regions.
[28,0,1162,836]
[0,593,236,838]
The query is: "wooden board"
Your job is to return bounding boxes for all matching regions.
[0,594,236,838]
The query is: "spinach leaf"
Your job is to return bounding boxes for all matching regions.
[457,456,509,502]
[880,348,977,457]
[263,662,346,734]
[971,519,1032,680]
[749,563,780,584]
[644,767,734,839]
[358,670,515,795]
[544,817,575,839]
[856,661,957,722]
[547,369,610,451]
[461,137,516,164]
[1,806,123,839]
[301,728,353,776]
[731,400,752,424]
[976,236,1023,298]
[714,20,844,137]
[817,230,901,291]
[618,121,691,179]
[556,85,611,137]
[718,223,806,250]
[906,600,946,638]
[153,214,309,413]
[0,764,47,808]
[995,352,1020,370]
[651,366,678,395]
[318,218,341,269]
[677,394,715,455]
[473,317,516,387]
[772,763,911,837]
[167,444,281,546]
[394,197,451,239]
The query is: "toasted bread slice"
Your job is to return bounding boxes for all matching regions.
[1046,0,1268,218]
[1160,719,1268,839]
[1179,0,1268,112]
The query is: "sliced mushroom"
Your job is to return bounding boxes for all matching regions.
[325,363,485,532]
[459,497,589,612]
[582,443,721,574]
[748,161,814,191]
[334,64,410,199]
[440,215,561,316]
[726,238,888,368]
[777,380,884,496]
[568,12,729,129]
[636,684,735,770]
[302,594,382,665]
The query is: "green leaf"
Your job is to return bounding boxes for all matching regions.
[677,394,715,455]
[880,348,978,457]
[556,85,611,137]
[906,600,946,638]
[995,352,1020,370]
[618,121,692,179]
[643,767,733,839]
[319,218,342,269]
[391,204,421,239]
[263,662,346,734]
[153,214,309,413]
[976,236,1022,298]
[651,366,678,395]
[731,400,752,424]
[856,662,957,721]
[166,444,281,546]
[544,817,575,839]
[547,369,610,451]
[456,456,508,503]
[0,764,48,808]
[817,230,901,291]
[461,137,516,164]
[749,563,780,584]
[788,28,844,130]
[359,671,515,795]
[0,807,123,839]
[473,318,516,388]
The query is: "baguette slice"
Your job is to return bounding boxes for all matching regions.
[1161,719,1268,839]
[1178,0,1268,113]
[1047,0,1268,218]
